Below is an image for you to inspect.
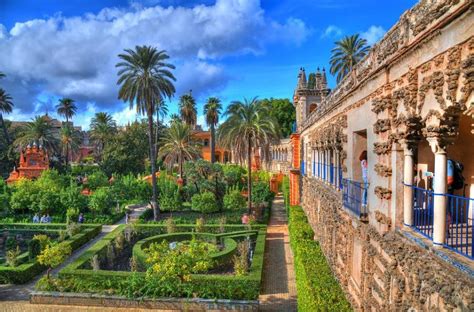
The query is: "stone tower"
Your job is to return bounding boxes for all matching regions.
[293,67,331,131]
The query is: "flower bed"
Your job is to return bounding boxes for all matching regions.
[48,224,266,300]
[0,223,102,284]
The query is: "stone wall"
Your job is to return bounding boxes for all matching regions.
[301,177,474,311]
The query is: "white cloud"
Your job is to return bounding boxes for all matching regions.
[361,25,386,46]
[0,0,309,129]
[321,25,342,39]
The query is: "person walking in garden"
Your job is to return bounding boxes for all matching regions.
[78,213,84,224]
[360,151,368,209]
[40,214,47,223]
[33,213,39,223]
[125,211,130,224]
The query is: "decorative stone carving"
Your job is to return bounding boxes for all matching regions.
[409,0,460,36]
[419,71,446,110]
[375,210,392,226]
[374,186,392,200]
[374,164,392,177]
[373,142,392,155]
[373,119,391,134]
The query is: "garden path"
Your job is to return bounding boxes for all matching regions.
[0,204,149,304]
[259,195,297,311]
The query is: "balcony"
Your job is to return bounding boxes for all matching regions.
[409,185,473,260]
[342,179,368,220]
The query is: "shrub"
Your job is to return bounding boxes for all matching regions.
[145,238,218,283]
[67,223,81,237]
[6,246,21,267]
[86,171,109,190]
[5,237,17,250]
[223,187,246,211]
[222,164,246,189]
[251,181,273,205]
[37,242,72,278]
[165,218,177,234]
[157,175,181,211]
[89,187,115,215]
[288,206,351,311]
[233,241,249,276]
[32,234,51,251]
[28,239,42,260]
[60,187,88,214]
[191,192,219,213]
[282,176,290,211]
[195,217,205,233]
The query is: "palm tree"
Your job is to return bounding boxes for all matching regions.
[56,98,77,165]
[158,121,201,178]
[116,45,176,220]
[169,113,181,124]
[218,97,279,213]
[179,91,197,128]
[0,89,13,145]
[15,115,58,153]
[330,34,370,82]
[90,112,117,158]
[204,97,222,163]
[56,98,77,124]
[60,123,81,166]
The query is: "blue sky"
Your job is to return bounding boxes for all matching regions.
[0,0,417,129]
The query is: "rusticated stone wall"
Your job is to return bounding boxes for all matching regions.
[301,177,474,311]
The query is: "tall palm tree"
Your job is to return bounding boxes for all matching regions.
[15,115,58,153]
[56,98,77,124]
[155,98,168,163]
[0,72,13,145]
[179,91,197,128]
[116,45,176,220]
[56,98,77,165]
[218,97,279,213]
[60,123,81,166]
[158,121,201,178]
[330,34,370,83]
[90,112,117,158]
[204,97,222,163]
[0,89,13,145]
[169,113,181,124]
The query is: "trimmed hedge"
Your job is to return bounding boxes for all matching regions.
[288,206,352,311]
[58,225,266,300]
[282,176,290,212]
[0,223,102,284]
[132,232,238,269]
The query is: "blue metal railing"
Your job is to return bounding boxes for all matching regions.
[301,161,305,175]
[412,186,435,239]
[408,184,473,259]
[342,178,368,218]
[312,161,316,176]
[445,193,473,259]
[292,122,297,133]
[338,167,343,190]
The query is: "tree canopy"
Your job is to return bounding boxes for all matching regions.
[260,98,295,138]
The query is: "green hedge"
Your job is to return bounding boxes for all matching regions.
[288,206,352,311]
[132,232,238,269]
[0,223,102,284]
[58,225,266,300]
[282,176,290,212]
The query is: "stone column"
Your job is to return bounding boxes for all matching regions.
[428,137,447,246]
[402,143,415,226]
[335,148,340,189]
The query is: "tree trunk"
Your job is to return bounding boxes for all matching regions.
[179,152,183,178]
[0,114,10,145]
[147,113,159,220]
[210,123,216,163]
[247,135,252,214]
[65,116,69,167]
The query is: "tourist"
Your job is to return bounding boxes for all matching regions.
[125,211,130,224]
[46,214,52,223]
[78,213,84,224]
[40,214,47,223]
[32,213,40,223]
[359,151,368,208]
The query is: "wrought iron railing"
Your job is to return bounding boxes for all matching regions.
[412,186,435,239]
[445,193,473,259]
[342,179,368,218]
[408,184,473,259]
